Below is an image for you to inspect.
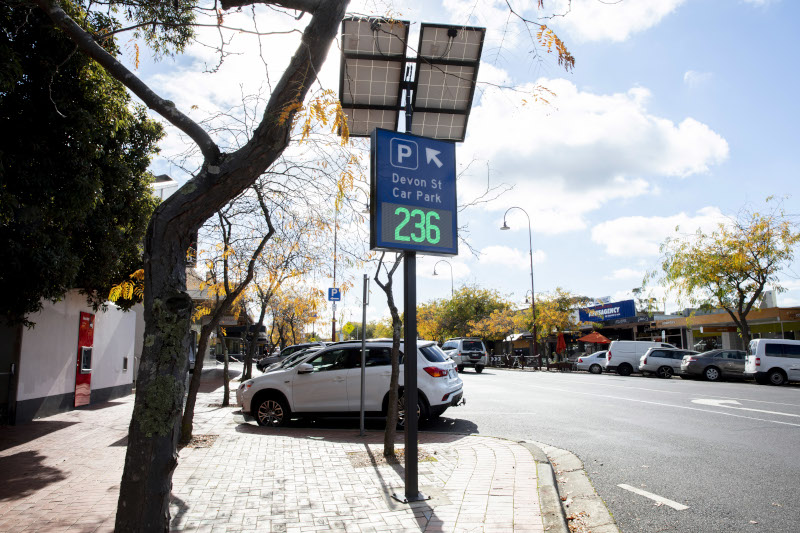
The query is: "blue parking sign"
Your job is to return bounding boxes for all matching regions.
[328,288,341,301]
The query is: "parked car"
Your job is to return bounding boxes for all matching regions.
[256,341,326,372]
[264,346,323,372]
[605,340,677,376]
[744,338,800,386]
[575,351,607,374]
[638,348,699,378]
[442,337,489,373]
[237,340,464,427]
[680,349,747,381]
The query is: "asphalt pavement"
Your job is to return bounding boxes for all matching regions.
[425,367,800,533]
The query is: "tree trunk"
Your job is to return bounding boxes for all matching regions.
[115,227,193,532]
[179,322,214,445]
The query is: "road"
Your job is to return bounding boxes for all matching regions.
[424,369,800,533]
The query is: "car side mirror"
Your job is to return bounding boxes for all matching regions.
[297,363,314,374]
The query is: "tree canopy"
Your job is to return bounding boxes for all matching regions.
[0,2,162,325]
[654,200,800,345]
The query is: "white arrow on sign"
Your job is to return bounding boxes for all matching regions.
[426,147,443,168]
[691,398,800,418]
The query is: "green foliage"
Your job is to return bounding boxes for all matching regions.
[653,199,800,342]
[528,288,592,342]
[0,2,162,325]
[419,284,512,341]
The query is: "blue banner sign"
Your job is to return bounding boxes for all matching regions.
[579,299,636,323]
[370,128,458,255]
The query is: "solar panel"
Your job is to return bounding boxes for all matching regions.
[411,23,485,142]
[339,17,410,137]
[338,18,484,142]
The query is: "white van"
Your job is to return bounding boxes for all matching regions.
[605,340,676,376]
[744,338,800,386]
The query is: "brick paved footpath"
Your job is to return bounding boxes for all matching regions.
[0,368,546,532]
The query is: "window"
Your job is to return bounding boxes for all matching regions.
[366,348,392,367]
[765,344,784,357]
[421,345,448,363]
[442,341,458,350]
[713,352,725,358]
[785,344,800,359]
[307,349,359,372]
[650,350,666,358]
[462,341,484,352]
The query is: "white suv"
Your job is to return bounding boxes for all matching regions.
[237,340,464,427]
[442,338,488,373]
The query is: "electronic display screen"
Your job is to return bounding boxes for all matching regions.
[371,129,457,255]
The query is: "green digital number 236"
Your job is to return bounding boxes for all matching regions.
[394,207,441,244]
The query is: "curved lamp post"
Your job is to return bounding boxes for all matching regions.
[433,259,454,297]
[501,207,538,367]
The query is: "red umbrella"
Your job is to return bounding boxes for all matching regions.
[577,331,610,344]
[556,333,566,354]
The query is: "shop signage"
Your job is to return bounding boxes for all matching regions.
[580,299,636,323]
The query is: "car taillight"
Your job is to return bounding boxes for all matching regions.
[755,357,761,367]
[578,358,583,363]
[686,357,697,362]
[607,352,612,361]
[424,366,448,378]
[643,357,647,364]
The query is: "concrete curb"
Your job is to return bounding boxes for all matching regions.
[520,443,570,533]
[528,440,621,533]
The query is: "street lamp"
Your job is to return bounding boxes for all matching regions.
[501,207,538,368]
[433,260,454,297]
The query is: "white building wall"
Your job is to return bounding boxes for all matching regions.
[17,291,135,402]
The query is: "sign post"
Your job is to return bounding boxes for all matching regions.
[371,129,457,502]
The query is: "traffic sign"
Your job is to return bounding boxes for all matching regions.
[328,288,341,301]
[370,128,457,255]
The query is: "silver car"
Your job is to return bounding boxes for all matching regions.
[639,348,699,378]
[576,351,607,374]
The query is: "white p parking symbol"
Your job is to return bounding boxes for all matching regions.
[390,138,419,170]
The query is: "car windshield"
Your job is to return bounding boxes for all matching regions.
[462,341,484,351]
[281,349,318,369]
[420,344,448,363]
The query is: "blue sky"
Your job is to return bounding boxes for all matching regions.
[136,0,800,328]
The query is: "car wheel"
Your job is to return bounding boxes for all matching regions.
[754,374,769,385]
[657,366,673,379]
[617,363,633,376]
[457,365,465,373]
[475,365,484,373]
[254,396,290,427]
[703,366,721,382]
[589,364,602,374]
[397,393,427,429]
[768,369,787,386]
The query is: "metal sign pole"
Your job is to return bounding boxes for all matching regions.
[360,274,369,437]
[403,251,422,501]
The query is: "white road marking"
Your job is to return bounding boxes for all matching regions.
[524,384,800,428]
[617,484,689,510]
[542,374,800,408]
[691,398,800,418]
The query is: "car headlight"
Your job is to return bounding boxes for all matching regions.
[239,379,254,390]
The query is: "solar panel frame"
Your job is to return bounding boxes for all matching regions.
[410,23,485,142]
[339,17,411,137]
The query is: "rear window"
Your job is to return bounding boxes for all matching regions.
[462,341,485,351]
[421,344,448,363]
[442,341,458,350]
[649,350,667,358]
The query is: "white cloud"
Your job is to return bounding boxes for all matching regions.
[684,70,713,88]
[590,206,728,257]
[549,0,687,42]
[443,0,684,44]
[478,245,546,269]
[605,268,646,281]
[457,78,728,234]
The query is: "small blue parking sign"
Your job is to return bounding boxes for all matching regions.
[328,288,341,301]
